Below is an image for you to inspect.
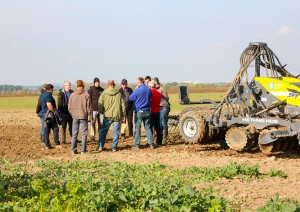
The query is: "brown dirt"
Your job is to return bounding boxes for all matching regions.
[1,109,300,211]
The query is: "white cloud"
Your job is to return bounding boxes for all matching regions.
[11,43,17,49]
[277,26,294,34]
[68,57,78,61]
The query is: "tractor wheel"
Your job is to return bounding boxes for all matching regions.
[179,107,198,118]
[179,111,207,144]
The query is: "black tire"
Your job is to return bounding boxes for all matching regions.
[179,106,200,118]
[179,111,207,144]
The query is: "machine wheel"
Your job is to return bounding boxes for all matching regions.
[258,129,274,153]
[179,111,207,144]
[225,127,248,151]
[179,107,199,118]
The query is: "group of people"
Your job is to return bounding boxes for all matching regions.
[36,76,170,154]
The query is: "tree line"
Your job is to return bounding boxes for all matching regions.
[0,85,23,92]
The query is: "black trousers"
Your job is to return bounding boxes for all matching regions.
[150,112,162,145]
[126,109,133,136]
[61,113,73,142]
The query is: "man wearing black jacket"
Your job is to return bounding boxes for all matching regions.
[57,81,74,144]
[119,79,134,139]
[88,77,104,141]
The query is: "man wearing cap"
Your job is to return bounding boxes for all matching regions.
[129,77,155,149]
[153,77,170,145]
[88,77,104,142]
[118,79,134,139]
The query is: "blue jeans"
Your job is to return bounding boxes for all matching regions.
[134,111,154,147]
[99,117,120,149]
[160,106,170,131]
[42,116,60,146]
[40,117,45,135]
[71,119,88,152]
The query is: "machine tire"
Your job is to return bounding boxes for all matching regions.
[179,111,207,144]
[179,107,199,118]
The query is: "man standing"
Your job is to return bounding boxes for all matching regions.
[97,80,126,152]
[88,77,104,141]
[129,77,155,149]
[153,77,170,145]
[57,81,74,144]
[118,79,134,139]
[148,80,163,145]
[40,84,61,148]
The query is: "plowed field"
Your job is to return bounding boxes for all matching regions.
[1,109,300,210]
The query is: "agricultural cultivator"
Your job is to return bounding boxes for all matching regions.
[168,42,300,153]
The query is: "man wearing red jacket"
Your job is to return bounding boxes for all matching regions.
[148,80,163,145]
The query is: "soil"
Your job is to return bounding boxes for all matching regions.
[1,109,300,211]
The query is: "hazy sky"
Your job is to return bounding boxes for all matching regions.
[1,0,300,86]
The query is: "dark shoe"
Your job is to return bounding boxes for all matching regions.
[72,150,79,155]
[112,148,117,152]
[131,146,140,150]
[150,144,155,149]
[96,146,103,152]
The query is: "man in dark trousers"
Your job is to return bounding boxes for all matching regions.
[40,84,61,148]
[57,81,74,144]
[118,79,134,139]
[148,80,163,145]
[88,77,104,141]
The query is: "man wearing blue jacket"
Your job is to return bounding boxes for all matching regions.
[129,77,154,149]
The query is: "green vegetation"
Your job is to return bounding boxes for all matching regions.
[0,159,294,211]
[0,93,225,111]
[0,96,38,109]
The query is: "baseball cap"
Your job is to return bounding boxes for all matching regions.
[121,79,128,84]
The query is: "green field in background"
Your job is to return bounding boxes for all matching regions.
[0,92,225,111]
[0,96,38,109]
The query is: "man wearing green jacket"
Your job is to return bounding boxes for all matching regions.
[97,80,126,152]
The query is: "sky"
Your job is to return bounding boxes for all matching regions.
[1,0,300,86]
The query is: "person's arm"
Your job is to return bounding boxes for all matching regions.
[68,95,73,116]
[121,97,126,121]
[98,94,104,114]
[57,91,64,112]
[46,102,56,114]
[88,87,92,104]
[86,94,92,121]
[129,89,137,101]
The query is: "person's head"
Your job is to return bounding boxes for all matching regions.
[76,80,85,89]
[94,77,100,87]
[152,77,160,89]
[136,77,144,86]
[45,84,54,93]
[148,80,156,88]
[144,76,151,86]
[63,81,71,92]
[121,79,128,89]
[107,80,115,88]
